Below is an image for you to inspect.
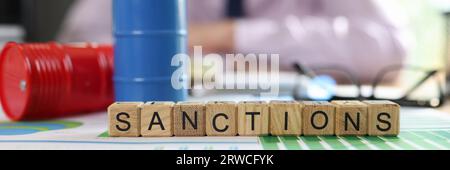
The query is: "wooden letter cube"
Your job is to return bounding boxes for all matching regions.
[205,101,237,136]
[332,101,368,136]
[237,101,269,136]
[302,101,335,136]
[363,100,400,136]
[108,102,143,137]
[269,101,303,136]
[173,102,206,136]
[140,102,174,137]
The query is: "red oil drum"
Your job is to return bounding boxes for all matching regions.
[0,42,114,121]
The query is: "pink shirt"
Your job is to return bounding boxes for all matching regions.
[59,0,407,82]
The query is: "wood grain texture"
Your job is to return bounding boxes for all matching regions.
[363,100,400,136]
[173,102,206,136]
[302,101,335,136]
[332,101,368,136]
[107,100,400,137]
[237,101,269,136]
[141,102,174,137]
[205,101,237,136]
[269,101,303,136]
[108,102,143,137]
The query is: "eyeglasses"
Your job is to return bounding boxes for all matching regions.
[293,63,446,108]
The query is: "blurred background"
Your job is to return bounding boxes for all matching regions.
[0,0,447,42]
[0,0,73,43]
[1,0,450,107]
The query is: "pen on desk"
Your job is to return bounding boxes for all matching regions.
[292,63,338,101]
[293,63,317,79]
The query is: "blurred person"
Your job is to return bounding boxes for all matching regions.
[58,0,408,83]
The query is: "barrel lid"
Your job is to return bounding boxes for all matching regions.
[0,42,32,121]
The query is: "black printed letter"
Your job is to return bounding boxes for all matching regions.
[311,111,328,129]
[213,113,229,132]
[116,112,131,131]
[182,111,198,129]
[148,112,165,130]
[376,112,391,131]
[246,112,260,130]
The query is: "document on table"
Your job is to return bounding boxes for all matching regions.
[0,106,449,150]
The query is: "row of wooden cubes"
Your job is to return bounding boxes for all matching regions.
[108,100,399,137]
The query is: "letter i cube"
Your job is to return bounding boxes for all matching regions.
[269,101,303,136]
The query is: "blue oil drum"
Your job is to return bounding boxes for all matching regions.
[113,0,187,102]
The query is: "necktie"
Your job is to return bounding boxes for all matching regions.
[226,0,245,18]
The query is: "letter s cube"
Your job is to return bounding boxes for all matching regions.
[108,102,143,137]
